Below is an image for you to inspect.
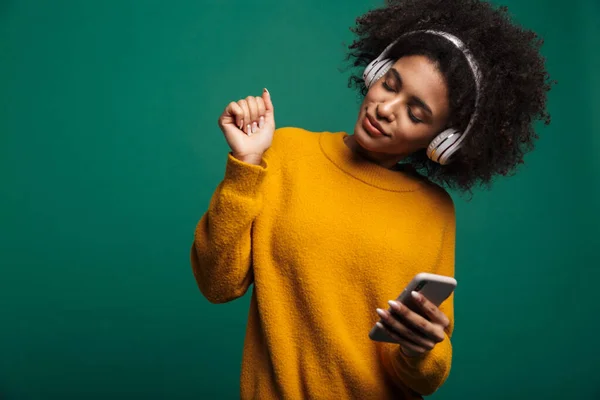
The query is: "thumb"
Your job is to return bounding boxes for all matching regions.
[262,88,274,117]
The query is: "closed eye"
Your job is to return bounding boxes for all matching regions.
[383,70,426,124]
[407,107,423,124]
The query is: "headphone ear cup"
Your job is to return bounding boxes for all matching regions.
[363,59,378,87]
[427,129,462,165]
[363,59,394,89]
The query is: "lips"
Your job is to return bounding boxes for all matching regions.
[363,114,386,137]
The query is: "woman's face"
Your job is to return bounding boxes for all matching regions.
[352,55,451,165]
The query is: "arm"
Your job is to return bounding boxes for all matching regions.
[190,153,269,304]
[379,211,456,396]
[192,88,276,303]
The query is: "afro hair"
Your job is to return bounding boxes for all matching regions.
[346,0,555,193]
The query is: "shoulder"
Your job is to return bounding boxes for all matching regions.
[417,178,456,220]
[265,126,329,159]
[271,126,322,145]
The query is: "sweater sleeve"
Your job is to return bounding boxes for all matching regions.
[380,206,456,396]
[190,153,269,304]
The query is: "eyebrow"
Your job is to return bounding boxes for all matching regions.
[388,68,434,116]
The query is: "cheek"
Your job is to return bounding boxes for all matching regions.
[391,124,437,149]
[363,89,382,107]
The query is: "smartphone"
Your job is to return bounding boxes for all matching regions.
[369,272,457,343]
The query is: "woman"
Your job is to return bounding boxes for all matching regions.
[190,0,552,398]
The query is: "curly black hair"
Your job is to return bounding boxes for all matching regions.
[346,0,554,194]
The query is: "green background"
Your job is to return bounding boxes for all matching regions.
[1,0,598,399]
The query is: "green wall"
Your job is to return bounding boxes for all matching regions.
[1,0,598,399]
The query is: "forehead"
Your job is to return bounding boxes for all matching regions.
[389,55,449,114]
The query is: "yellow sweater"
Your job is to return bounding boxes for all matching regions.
[191,127,456,399]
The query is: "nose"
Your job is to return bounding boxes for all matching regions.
[376,97,402,122]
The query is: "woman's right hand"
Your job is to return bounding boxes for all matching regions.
[217,88,275,165]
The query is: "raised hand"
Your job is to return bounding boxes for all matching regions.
[217,88,275,165]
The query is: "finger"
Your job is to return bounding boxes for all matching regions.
[255,96,266,129]
[375,321,404,343]
[388,301,445,343]
[255,96,266,116]
[246,96,258,121]
[262,88,274,115]
[376,308,436,350]
[225,101,245,130]
[410,291,451,330]
[375,322,428,356]
[237,99,251,134]
[246,96,260,134]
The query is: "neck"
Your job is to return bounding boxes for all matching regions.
[343,135,409,169]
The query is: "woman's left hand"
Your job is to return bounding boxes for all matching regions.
[376,291,450,357]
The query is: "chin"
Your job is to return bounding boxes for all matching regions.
[353,125,380,152]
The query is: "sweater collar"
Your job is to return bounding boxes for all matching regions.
[319,131,425,192]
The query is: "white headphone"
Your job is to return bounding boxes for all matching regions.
[362,30,482,165]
